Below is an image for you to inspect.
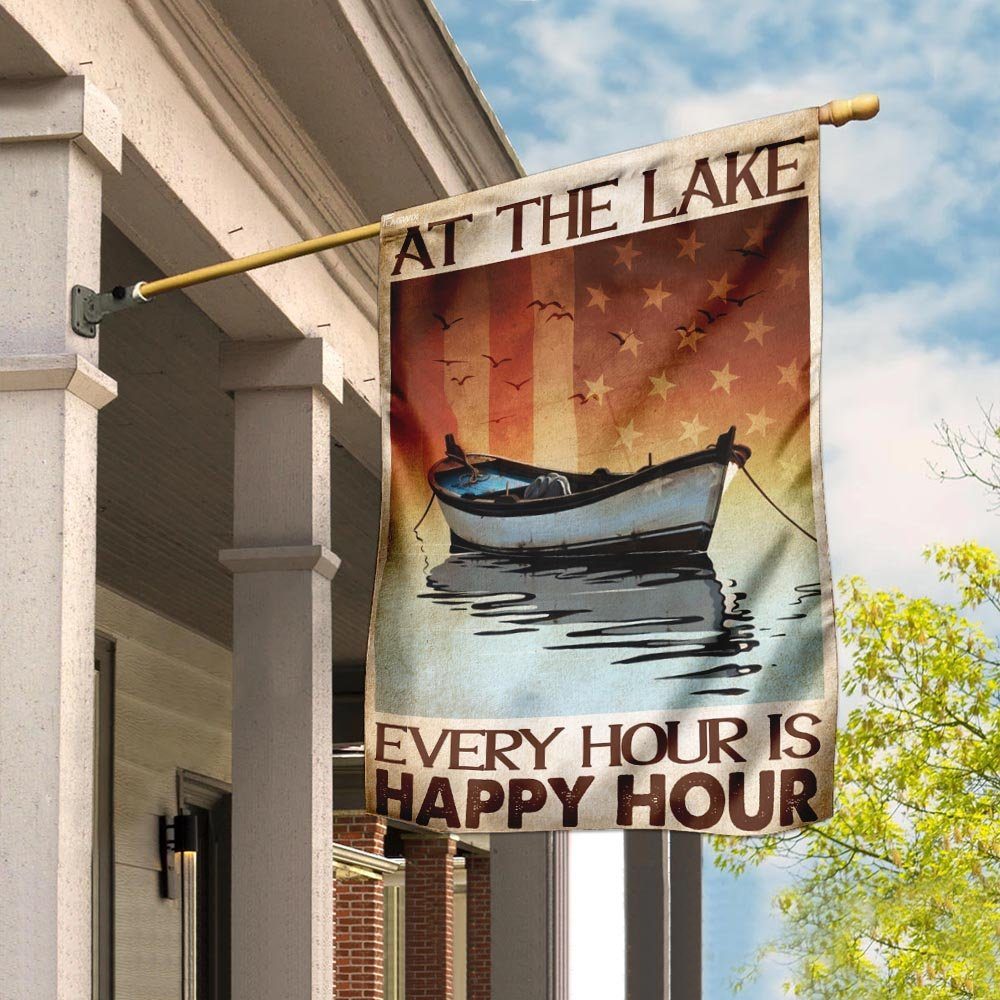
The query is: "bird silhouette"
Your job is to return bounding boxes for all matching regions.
[505,378,531,391]
[727,248,767,260]
[432,312,463,330]
[607,330,626,345]
[677,322,707,334]
[489,414,514,424]
[725,291,764,308]
[546,310,574,322]
[568,392,590,405]
[527,299,564,311]
[697,309,727,324]
[481,354,512,368]
[433,358,463,366]
[451,375,475,385]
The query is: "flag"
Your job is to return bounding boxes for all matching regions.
[366,109,836,835]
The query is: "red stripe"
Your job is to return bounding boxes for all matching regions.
[487,257,534,461]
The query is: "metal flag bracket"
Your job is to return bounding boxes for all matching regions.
[71,282,148,338]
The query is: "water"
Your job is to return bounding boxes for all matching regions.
[409,549,821,712]
[377,473,827,719]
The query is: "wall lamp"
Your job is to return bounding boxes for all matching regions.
[159,813,198,900]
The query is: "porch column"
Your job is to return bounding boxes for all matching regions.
[402,833,458,1000]
[491,832,569,1000]
[624,831,702,999]
[333,811,388,1000]
[220,338,342,1000]
[0,77,120,1000]
[465,853,492,1000]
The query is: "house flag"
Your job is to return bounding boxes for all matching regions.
[366,108,836,835]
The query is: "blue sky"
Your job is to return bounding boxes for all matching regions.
[433,1,1000,996]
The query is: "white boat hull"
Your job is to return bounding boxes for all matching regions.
[437,459,738,555]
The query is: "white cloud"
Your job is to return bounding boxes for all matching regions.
[823,275,1000,596]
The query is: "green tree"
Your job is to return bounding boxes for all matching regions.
[714,541,1000,997]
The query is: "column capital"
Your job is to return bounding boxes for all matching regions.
[220,338,343,404]
[0,76,122,173]
[219,543,340,580]
[0,353,117,409]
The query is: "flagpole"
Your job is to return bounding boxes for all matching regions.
[71,94,878,336]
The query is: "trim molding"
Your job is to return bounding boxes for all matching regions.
[349,0,523,195]
[0,354,118,409]
[219,544,341,580]
[129,0,378,320]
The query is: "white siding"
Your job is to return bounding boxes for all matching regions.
[96,586,232,1000]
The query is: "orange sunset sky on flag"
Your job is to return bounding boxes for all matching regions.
[389,197,814,536]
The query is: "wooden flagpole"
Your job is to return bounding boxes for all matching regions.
[72,94,878,335]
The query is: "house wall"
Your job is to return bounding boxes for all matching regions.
[96,585,232,999]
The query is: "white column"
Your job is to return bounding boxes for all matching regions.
[220,338,342,1000]
[491,831,569,1000]
[0,78,120,1000]
[624,831,702,999]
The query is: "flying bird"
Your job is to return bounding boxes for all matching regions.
[505,378,532,391]
[546,310,574,322]
[675,323,706,334]
[489,414,514,424]
[481,353,512,368]
[697,309,727,324]
[727,248,767,259]
[725,291,765,307]
[568,392,590,405]
[432,358,463,366]
[451,374,475,385]
[432,312,463,330]
[527,299,564,311]
[607,330,626,345]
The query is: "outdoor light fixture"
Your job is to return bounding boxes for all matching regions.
[159,813,198,900]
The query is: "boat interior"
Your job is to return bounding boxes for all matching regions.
[433,457,620,503]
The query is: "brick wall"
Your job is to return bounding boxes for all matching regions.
[334,812,388,1000]
[402,835,457,1000]
[465,855,491,1000]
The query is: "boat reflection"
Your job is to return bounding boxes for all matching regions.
[420,551,759,673]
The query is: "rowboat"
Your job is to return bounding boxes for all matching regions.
[427,427,750,556]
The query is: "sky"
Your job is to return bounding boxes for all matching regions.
[432,1,1000,996]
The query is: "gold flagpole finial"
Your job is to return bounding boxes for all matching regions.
[819,93,880,127]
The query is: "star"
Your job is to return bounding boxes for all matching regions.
[612,238,642,270]
[777,358,802,388]
[709,362,740,395]
[584,374,613,405]
[707,272,736,302]
[747,407,776,437]
[744,221,769,250]
[615,419,642,450]
[776,264,803,289]
[678,327,706,352]
[643,280,672,310]
[615,328,642,357]
[676,229,704,262]
[743,313,775,346]
[648,371,676,400]
[678,414,708,446]
[586,285,611,313]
